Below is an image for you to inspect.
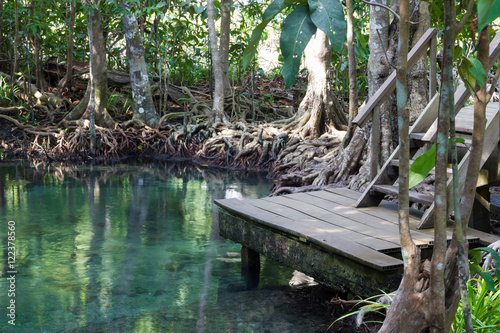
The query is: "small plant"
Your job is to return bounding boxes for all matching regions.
[0,76,17,107]
[451,277,500,332]
[451,246,500,332]
[327,291,393,331]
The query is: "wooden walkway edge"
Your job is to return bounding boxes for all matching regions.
[215,188,499,296]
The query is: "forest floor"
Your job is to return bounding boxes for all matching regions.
[0,60,357,195]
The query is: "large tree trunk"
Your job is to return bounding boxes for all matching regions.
[58,0,76,94]
[343,0,358,145]
[219,0,232,93]
[121,1,159,127]
[61,0,114,128]
[368,0,394,169]
[285,29,347,138]
[207,0,227,124]
[407,0,430,121]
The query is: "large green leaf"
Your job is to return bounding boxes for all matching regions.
[241,0,293,69]
[409,138,465,189]
[469,264,497,292]
[478,0,500,32]
[263,0,287,21]
[241,21,272,69]
[280,5,317,88]
[470,247,500,281]
[458,57,486,91]
[467,57,486,88]
[409,143,436,189]
[308,0,346,53]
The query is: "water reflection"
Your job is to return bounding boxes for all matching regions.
[0,162,333,332]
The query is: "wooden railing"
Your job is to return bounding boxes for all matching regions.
[420,31,500,143]
[352,28,438,128]
[352,28,437,179]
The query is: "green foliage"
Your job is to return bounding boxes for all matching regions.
[469,247,500,289]
[409,143,437,189]
[280,5,316,88]
[241,0,294,69]
[458,57,486,91]
[327,291,393,331]
[452,277,500,332]
[408,138,465,189]
[452,247,500,332]
[242,0,346,88]
[308,0,346,53]
[478,0,500,32]
[0,76,16,107]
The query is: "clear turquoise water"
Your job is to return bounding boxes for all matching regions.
[0,162,334,332]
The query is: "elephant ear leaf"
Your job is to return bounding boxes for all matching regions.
[241,0,293,69]
[280,5,317,88]
[308,0,346,53]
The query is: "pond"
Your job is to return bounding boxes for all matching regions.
[0,162,336,332]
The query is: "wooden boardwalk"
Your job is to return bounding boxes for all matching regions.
[215,188,499,296]
[214,29,500,296]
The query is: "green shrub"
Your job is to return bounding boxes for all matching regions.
[451,277,500,332]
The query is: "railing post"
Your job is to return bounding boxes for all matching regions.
[370,106,381,180]
[429,34,437,100]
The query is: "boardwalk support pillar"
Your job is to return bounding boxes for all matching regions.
[241,246,260,289]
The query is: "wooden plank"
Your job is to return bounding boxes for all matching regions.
[308,190,434,244]
[328,187,362,201]
[372,185,434,206]
[313,190,480,243]
[455,103,498,133]
[466,228,500,246]
[353,28,437,127]
[219,209,404,297]
[320,189,424,227]
[422,31,500,142]
[370,106,382,179]
[215,198,403,271]
[247,198,401,253]
[284,192,430,248]
[419,105,500,228]
[411,93,441,133]
[266,195,403,251]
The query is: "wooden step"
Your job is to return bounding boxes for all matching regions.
[389,158,453,177]
[372,185,434,206]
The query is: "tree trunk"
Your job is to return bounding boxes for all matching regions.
[219,0,232,93]
[368,0,393,168]
[58,0,76,94]
[379,1,427,331]
[407,0,430,121]
[28,0,44,90]
[380,1,482,331]
[343,0,358,145]
[121,1,159,127]
[286,29,347,138]
[61,0,114,128]
[207,0,227,124]
[13,0,19,73]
